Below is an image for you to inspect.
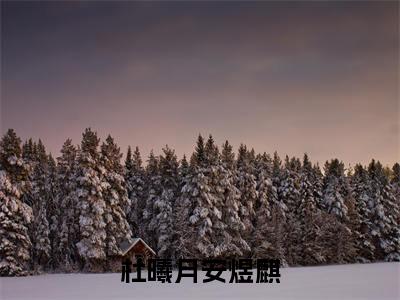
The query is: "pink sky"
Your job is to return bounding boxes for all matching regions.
[1,1,399,166]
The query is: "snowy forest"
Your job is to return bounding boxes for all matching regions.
[0,128,399,276]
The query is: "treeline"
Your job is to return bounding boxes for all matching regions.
[0,128,399,276]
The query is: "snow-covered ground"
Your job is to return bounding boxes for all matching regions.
[1,262,399,300]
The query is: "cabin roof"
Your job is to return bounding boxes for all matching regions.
[119,238,156,256]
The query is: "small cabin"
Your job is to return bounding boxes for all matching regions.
[108,238,156,272]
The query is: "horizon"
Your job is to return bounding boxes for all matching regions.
[1,126,397,170]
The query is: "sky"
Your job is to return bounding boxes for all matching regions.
[1,1,399,166]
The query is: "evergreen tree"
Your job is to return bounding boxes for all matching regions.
[351,164,375,262]
[143,151,162,250]
[125,146,146,236]
[215,141,250,258]
[100,135,132,258]
[271,151,287,213]
[56,139,79,270]
[295,154,325,265]
[391,163,400,223]
[75,128,107,271]
[278,156,301,213]
[0,130,32,276]
[154,146,179,257]
[0,171,33,276]
[176,135,218,258]
[253,153,272,248]
[179,155,190,180]
[30,140,51,271]
[173,155,191,259]
[236,144,257,244]
[322,159,350,220]
[253,206,287,266]
[368,160,400,261]
[0,129,27,183]
[46,154,59,268]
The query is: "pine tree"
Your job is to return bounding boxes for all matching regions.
[22,139,35,164]
[350,164,375,262]
[215,141,250,258]
[154,146,179,258]
[270,152,287,213]
[0,171,33,276]
[253,153,272,247]
[30,140,51,271]
[295,154,326,265]
[125,146,146,236]
[143,151,162,250]
[0,130,33,276]
[190,134,206,168]
[278,156,301,213]
[173,155,191,259]
[391,163,400,224]
[56,139,79,270]
[368,160,400,261]
[75,128,107,271]
[100,135,132,258]
[318,211,356,264]
[236,144,257,244]
[322,159,350,221]
[179,155,190,181]
[46,154,59,268]
[176,135,218,259]
[0,129,27,184]
[253,206,287,266]
[0,129,31,205]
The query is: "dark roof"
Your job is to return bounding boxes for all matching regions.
[119,238,156,256]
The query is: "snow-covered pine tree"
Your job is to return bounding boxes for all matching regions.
[279,156,301,213]
[350,164,375,262]
[75,128,107,271]
[21,139,36,210]
[270,152,288,213]
[252,151,286,259]
[236,144,257,245]
[56,139,79,271]
[179,155,190,181]
[367,160,400,261]
[22,139,35,166]
[46,154,60,269]
[315,210,355,265]
[312,163,324,209]
[30,140,51,271]
[142,151,162,250]
[172,155,191,259]
[345,193,366,264]
[299,154,319,215]
[100,135,132,259]
[176,135,218,259]
[0,129,29,185]
[125,146,146,236]
[153,146,179,258]
[252,153,272,250]
[391,163,400,223]
[0,129,33,276]
[215,141,250,258]
[254,152,273,222]
[274,156,302,265]
[252,151,289,264]
[322,159,350,221]
[295,154,326,265]
[0,171,33,276]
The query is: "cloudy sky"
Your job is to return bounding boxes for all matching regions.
[1,1,399,166]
